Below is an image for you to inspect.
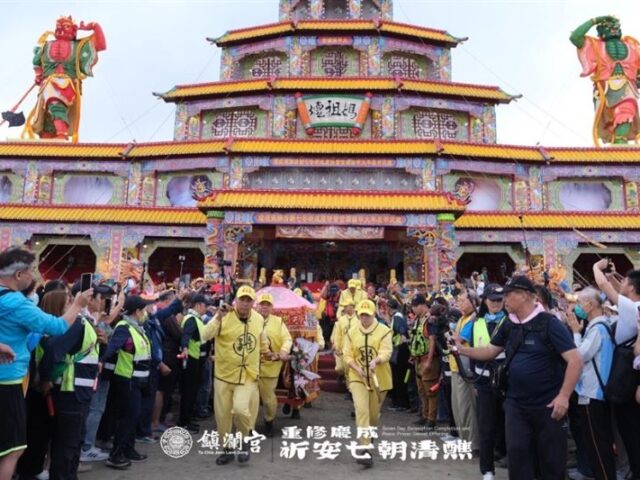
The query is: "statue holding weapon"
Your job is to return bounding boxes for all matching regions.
[21,16,106,143]
[571,16,640,146]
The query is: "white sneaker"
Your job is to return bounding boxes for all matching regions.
[441,434,457,442]
[35,471,49,480]
[80,447,109,462]
[482,474,495,480]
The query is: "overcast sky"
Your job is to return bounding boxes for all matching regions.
[1,0,640,147]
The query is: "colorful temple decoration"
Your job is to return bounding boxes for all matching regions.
[1,2,640,287]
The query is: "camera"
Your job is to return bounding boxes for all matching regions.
[215,251,232,267]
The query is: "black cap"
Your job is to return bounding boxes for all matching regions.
[191,294,213,306]
[503,275,536,294]
[122,295,155,315]
[483,284,505,301]
[411,294,428,306]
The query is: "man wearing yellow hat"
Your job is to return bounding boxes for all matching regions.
[201,285,269,466]
[331,298,357,389]
[343,299,393,468]
[255,293,292,437]
[337,279,365,318]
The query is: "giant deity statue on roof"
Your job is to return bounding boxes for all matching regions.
[571,16,640,146]
[22,16,106,143]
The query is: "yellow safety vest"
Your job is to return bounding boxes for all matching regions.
[181,310,207,360]
[344,322,393,391]
[214,310,265,385]
[260,314,292,378]
[449,314,473,374]
[112,321,151,380]
[57,318,99,392]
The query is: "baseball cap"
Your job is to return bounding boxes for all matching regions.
[293,288,302,296]
[235,285,256,300]
[257,293,274,305]
[340,298,356,307]
[503,275,536,294]
[411,294,428,306]
[191,294,214,306]
[356,299,376,316]
[123,295,155,315]
[483,284,504,301]
[347,279,360,289]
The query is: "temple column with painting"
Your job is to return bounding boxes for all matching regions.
[406,227,438,285]
[204,211,225,280]
[437,214,458,282]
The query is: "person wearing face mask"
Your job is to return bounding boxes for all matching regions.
[255,293,292,437]
[467,284,507,480]
[102,295,154,469]
[178,294,212,433]
[343,299,392,468]
[566,287,616,480]
[200,285,269,466]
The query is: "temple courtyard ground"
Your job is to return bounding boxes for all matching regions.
[87,390,509,480]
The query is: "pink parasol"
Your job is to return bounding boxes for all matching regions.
[256,285,316,336]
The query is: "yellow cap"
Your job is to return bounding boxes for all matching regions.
[340,298,356,307]
[235,285,256,300]
[347,279,361,289]
[257,293,273,305]
[293,288,302,296]
[356,299,376,316]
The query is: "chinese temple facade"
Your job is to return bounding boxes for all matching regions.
[1,0,640,286]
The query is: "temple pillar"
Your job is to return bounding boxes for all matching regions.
[223,224,253,278]
[437,213,458,282]
[204,211,225,280]
[406,227,438,285]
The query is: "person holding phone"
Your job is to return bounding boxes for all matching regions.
[0,247,92,480]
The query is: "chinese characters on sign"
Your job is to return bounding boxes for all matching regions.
[295,93,373,136]
[188,426,474,462]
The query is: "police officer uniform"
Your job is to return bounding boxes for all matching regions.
[102,296,153,468]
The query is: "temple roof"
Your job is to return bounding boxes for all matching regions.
[198,189,465,212]
[455,212,640,230]
[212,20,462,46]
[2,205,638,231]
[0,205,204,226]
[158,77,514,103]
[2,139,640,163]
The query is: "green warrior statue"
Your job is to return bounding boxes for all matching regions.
[570,16,640,146]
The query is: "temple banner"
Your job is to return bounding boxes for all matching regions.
[296,92,372,135]
[276,225,384,240]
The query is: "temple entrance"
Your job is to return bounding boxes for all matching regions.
[257,239,404,285]
[456,252,515,283]
[147,247,204,285]
[38,243,96,283]
[572,252,633,287]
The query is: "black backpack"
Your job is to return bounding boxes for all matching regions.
[492,313,565,396]
[591,322,637,404]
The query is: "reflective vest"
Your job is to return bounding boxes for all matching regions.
[181,311,208,360]
[112,321,151,380]
[390,313,404,347]
[471,316,506,377]
[214,310,265,385]
[345,322,392,391]
[56,319,99,392]
[260,314,292,379]
[409,316,429,358]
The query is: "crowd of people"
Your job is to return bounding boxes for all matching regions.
[0,244,639,480]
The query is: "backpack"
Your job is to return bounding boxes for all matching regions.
[492,313,565,396]
[591,322,637,404]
